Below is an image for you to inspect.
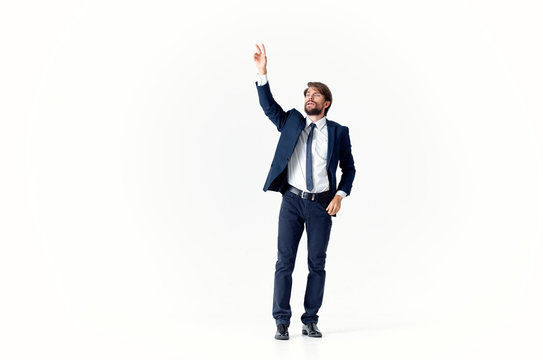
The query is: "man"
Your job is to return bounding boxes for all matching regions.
[253,44,356,340]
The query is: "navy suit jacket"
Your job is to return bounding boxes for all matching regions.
[256,81,356,199]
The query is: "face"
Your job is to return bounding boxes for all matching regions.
[304,87,330,116]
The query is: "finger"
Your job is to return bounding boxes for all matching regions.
[262,43,266,55]
[255,44,262,54]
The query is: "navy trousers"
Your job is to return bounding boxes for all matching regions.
[273,189,333,326]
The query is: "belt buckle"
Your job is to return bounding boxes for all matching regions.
[301,191,316,201]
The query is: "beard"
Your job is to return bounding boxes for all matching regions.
[305,103,323,116]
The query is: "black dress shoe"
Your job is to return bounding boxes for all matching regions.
[275,324,289,340]
[302,323,322,337]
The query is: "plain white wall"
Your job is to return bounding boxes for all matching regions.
[1,0,542,359]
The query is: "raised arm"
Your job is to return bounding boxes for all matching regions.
[253,43,290,131]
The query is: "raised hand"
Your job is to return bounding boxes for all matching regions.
[253,43,267,75]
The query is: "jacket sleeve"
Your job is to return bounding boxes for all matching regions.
[337,127,356,196]
[255,81,292,132]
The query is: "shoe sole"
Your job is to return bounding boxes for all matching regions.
[275,335,289,340]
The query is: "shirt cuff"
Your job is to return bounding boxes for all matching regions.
[336,190,347,199]
[256,73,268,86]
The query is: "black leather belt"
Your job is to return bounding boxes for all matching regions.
[287,185,332,202]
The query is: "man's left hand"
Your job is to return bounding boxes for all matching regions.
[326,195,343,216]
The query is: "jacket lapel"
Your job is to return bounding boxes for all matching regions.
[326,122,335,170]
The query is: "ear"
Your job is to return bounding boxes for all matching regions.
[324,101,331,109]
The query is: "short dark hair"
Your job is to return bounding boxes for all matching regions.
[304,82,333,116]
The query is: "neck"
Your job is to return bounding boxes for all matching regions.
[307,113,325,122]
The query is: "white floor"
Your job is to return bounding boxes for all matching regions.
[2,265,541,360]
[4,315,537,359]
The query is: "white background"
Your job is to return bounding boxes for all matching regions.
[1,1,542,359]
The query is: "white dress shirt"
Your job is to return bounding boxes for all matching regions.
[257,73,347,198]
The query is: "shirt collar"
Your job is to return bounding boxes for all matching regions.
[305,115,327,130]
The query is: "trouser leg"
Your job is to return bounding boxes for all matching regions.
[273,193,304,326]
[301,199,332,324]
